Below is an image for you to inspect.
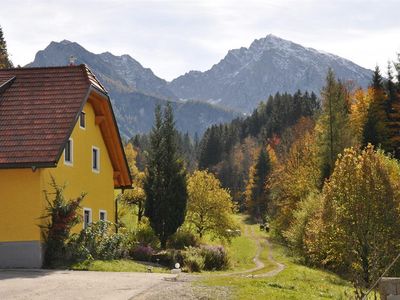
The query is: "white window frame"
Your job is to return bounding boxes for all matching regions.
[83,208,92,229]
[92,146,100,173]
[99,210,107,222]
[79,111,86,130]
[64,138,73,166]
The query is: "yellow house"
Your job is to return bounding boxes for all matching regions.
[0,65,132,268]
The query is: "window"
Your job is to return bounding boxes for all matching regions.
[83,208,92,229]
[92,146,100,172]
[64,138,73,165]
[99,210,107,221]
[79,111,86,129]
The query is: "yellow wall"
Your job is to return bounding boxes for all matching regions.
[0,169,42,241]
[0,100,116,243]
[40,101,116,234]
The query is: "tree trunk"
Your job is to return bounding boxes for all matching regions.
[160,237,167,249]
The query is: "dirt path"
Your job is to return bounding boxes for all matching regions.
[216,225,285,278]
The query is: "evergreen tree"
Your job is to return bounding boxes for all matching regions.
[245,148,271,220]
[144,103,188,248]
[386,62,397,106]
[362,66,390,151]
[385,62,400,158]
[0,26,13,69]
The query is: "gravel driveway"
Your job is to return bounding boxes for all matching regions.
[0,270,231,300]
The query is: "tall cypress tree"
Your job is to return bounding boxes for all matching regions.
[0,26,13,69]
[144,103,187,248]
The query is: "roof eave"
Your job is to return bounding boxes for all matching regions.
[0,161,57,170]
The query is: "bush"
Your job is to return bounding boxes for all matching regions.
[130,245,154,261]
[133,221,160,249]
[183,247,204,272]
[201,245,230,271]
[41,178,85,267]
[283,192,321,258]
[67,221,127,261]
[167,230,199,250]
[151,249,184,268]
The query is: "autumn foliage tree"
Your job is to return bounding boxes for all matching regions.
[306,145,400,298]
[186,170,236,240]
[270,117,320,240]
[120,143,146,224]
[317,69,352,179]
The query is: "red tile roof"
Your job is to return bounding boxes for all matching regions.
[0,65,107,168]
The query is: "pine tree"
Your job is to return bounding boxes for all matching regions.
[384,62,400,158]
[362,66,390,151]
[0,26,13,69]
[245,148,271,221]
[144,103,188,248]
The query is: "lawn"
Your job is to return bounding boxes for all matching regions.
[199,216,355,299]
[71,259,168,273]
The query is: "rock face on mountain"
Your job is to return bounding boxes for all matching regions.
[28,40,175,99]
[169,34,373,112]
[27,40,237,137]
[27,35,374,136]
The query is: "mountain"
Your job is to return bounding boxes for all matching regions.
[169,34,374,112]
[27,40,175,99]
[27,40,238,137]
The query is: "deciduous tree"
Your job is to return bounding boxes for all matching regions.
[186,170,236,240]
[306,145,400,298]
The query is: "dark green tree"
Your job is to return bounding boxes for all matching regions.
[0,26,13,69]
[362,66,390,151]
[245,148,272,221]
[144,103,188,248]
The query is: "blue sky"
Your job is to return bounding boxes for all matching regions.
[1,0,400,80]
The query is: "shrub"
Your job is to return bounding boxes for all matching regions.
[151,249,184,268]
[183,246,204,272]
[41,178,85,267]
[201,245,230,271]
[67,221,127,261]
[134,221,160,249]
[283,192,321,258]
[130,245,154,261]
[167,230,199,250]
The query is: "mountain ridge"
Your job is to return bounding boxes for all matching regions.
[168,34,373,112]
[26,34,374,136]
[27,40,238,138]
